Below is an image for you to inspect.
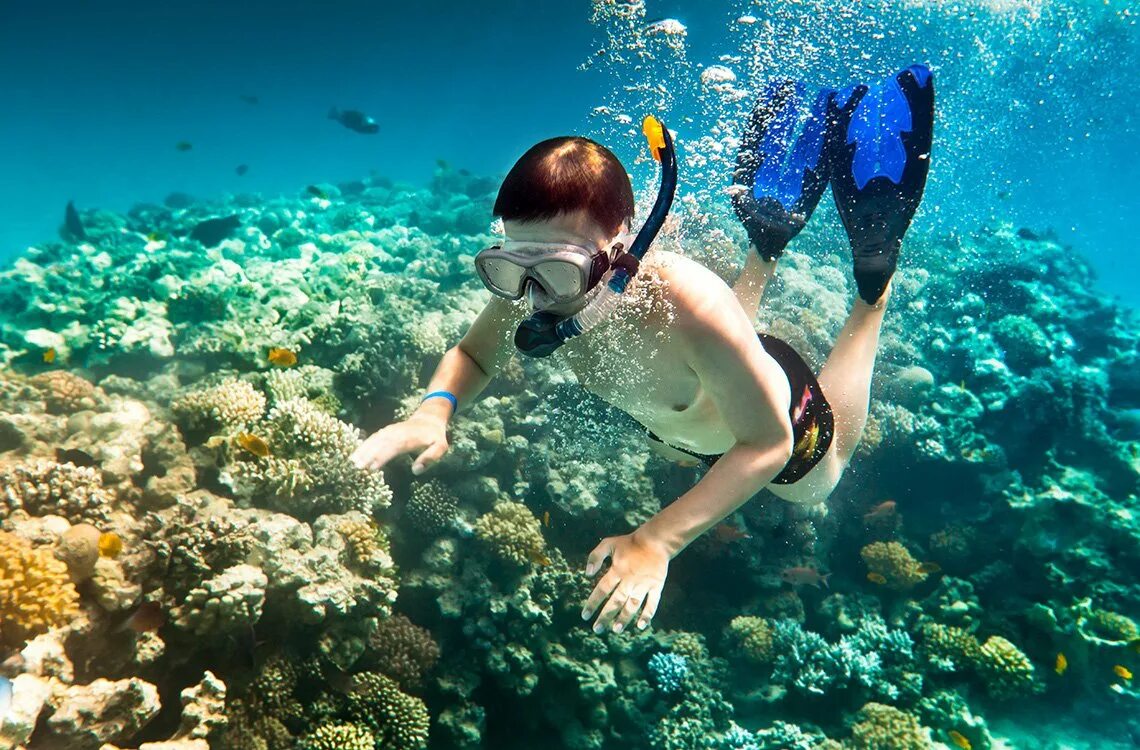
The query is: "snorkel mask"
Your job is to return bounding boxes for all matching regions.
[478,116,677,358]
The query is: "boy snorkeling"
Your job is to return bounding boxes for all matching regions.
[351,65,935,635]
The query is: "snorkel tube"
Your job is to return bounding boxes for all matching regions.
[515,116,678,358]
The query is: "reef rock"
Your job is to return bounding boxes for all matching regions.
[44,676,161,750]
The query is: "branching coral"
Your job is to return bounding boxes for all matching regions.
[860,541,928,591]
[472,501,546,567]
[0,530,81,648]
[648,652,690,694]
[301,723,375,750]
[404,480,459,535]
[975,635,1038,699]
[344,672,430,750]
[0,460,113,525]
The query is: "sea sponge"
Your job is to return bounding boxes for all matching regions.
[345,672,430,750]
[173,379,267,431]
[0,530,81,649]
[0,460,113,525]
[55,522,102,581]
[861,541,927,591]
[404,480,459,535]
[473,501,546,567]
[360,613,441,690]
[301,723,375,750]
[725,615,775,664]
[920,623,981,673]
[848,702,931,750]
[29,370,101,413]
[975,635,1038,699]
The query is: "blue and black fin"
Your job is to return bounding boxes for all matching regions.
[828,64,935,304]
[732,79,833,261]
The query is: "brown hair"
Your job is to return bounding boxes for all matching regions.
[493,137,634,236]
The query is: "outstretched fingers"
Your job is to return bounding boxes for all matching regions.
[581,570,621,625]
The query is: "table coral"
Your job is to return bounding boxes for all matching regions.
[860,541,928,591]
[0,529,80,648]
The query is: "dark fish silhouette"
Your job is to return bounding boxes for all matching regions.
[240,94,259,105]
[329,107,379,134]
[56,447,99,468]
[175,141,193,152]
[236,164,249,176]
[63,201,87,240]
[190,215,241,247]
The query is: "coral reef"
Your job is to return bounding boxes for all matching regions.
[0,529,80,649]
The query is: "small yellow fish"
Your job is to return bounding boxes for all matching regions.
[1113,664,1132,680]
[146,231,167,242]
[917,562,942,575]
[267,347,298,367]
[542,511,550,528]
[42,348,56,364]
[530,550,552,567]
[1054,652,1068,675]
[866,572,887,585]
[947,730,972,750]
[98,531,123,559]
[236,433,271,458]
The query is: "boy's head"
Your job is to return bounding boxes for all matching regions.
[493,136,634,243]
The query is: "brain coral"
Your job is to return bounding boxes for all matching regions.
[473,501,546,567]
[0,530,80,648]
[861,541,928,590]
[29,370,100,413]
[0,460,113,525]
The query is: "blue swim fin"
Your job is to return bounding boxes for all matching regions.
[828,64,935,304]
[732,80,833,261]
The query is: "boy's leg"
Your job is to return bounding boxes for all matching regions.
[732,251,777,318]
[816,285,889,465]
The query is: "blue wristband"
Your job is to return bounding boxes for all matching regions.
[421,390,458,413]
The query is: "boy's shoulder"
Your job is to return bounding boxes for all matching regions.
[646,250,737,318]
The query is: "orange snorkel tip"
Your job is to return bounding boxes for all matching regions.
[642,115,666,162]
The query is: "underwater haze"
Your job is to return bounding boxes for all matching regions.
[1,1,1139,750]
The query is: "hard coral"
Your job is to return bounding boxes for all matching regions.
[29,369,100,413]
[920,622,981,673]
[473,501,546,567]
[171,563,268,636]
[404,480,459,535]
[975,635,1038,699]
[0,530,80,648]
[860,541,927,591]
[848,702,931,750]
[725,615,774,664]
[301,723,374,750]
[345,672,430,750]
[1084,608,1139,643]
[360,613,441,691]
[173,379,267,432]
[0,460,113,525]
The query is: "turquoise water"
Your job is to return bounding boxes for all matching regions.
[0,1,1138,749]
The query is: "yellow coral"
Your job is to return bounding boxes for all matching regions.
[473,501,546,567]
[849,702,931,750]
[338,518,391,573]
[0,530,80,648]
[976,635,1038,699]
[861,541,927,591]
[726,616,774,663]
[920,622,981,672]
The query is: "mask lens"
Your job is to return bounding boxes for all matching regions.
[478,257,528,298]
[531,260,585,302]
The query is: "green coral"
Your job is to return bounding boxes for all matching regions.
[975,635,1038,699]
[848,702,931,750]
[473,501,546,567]
[301,723,375,750]
[725,616,774,664]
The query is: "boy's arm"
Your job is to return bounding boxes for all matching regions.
[635,284,794,558]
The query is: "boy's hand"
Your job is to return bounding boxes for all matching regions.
[350,412,449,474]
[581,530,670,634]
